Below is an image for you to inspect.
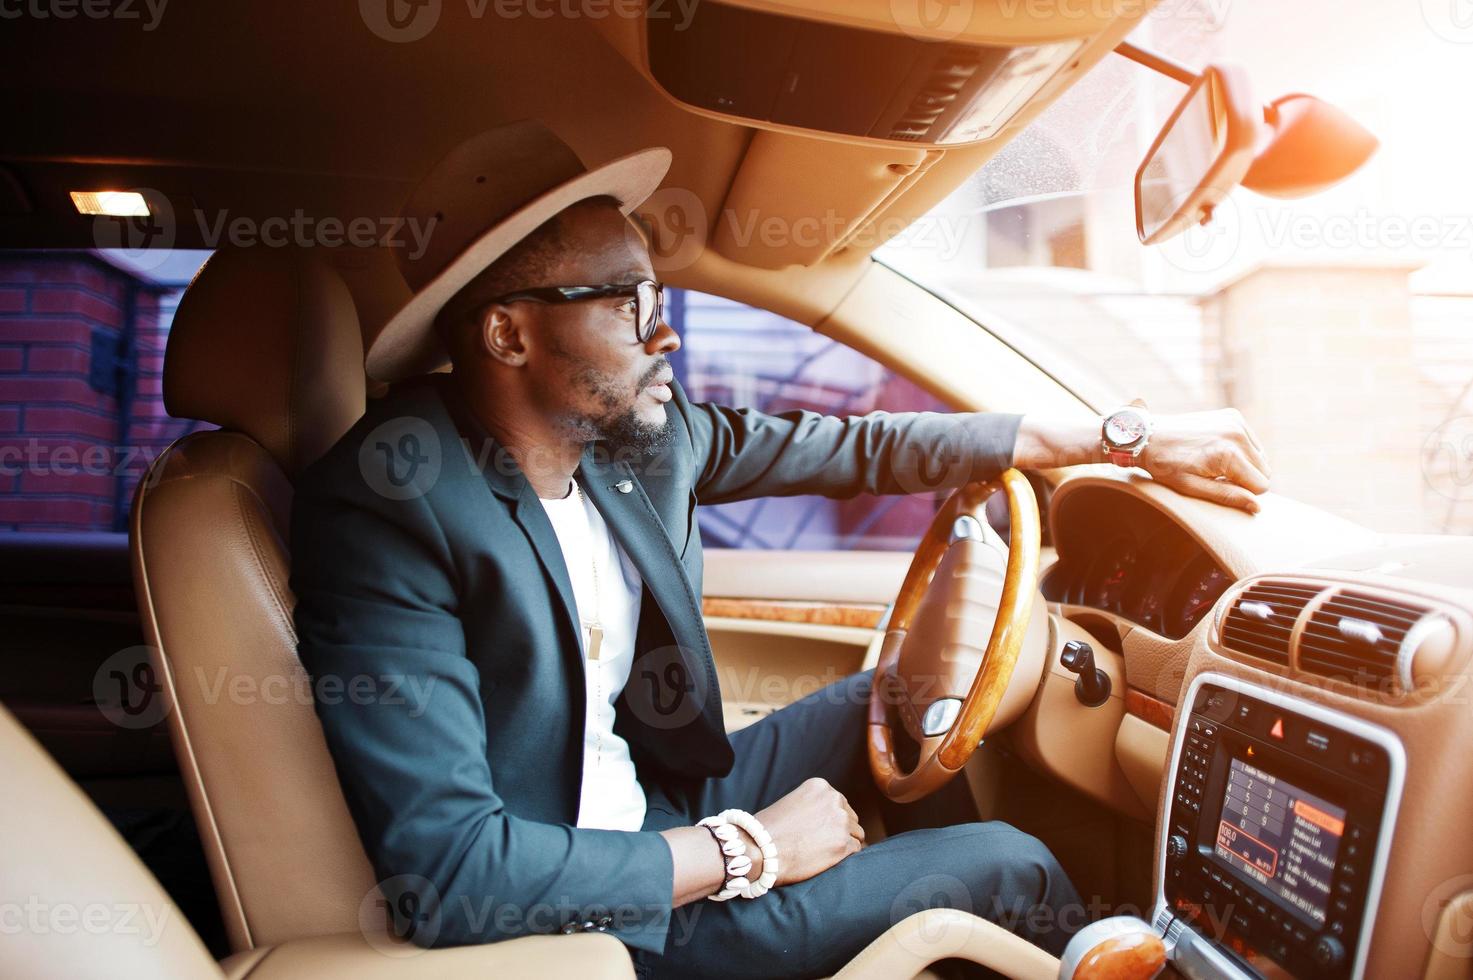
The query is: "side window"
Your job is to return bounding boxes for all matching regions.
[0,250,213,533]
[668,288,949,552]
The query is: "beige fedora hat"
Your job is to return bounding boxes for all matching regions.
[366,120,671,382]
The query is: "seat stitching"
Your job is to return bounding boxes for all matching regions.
[285,259,302,472]
[233,480,296,639]
[132,470,255,950]
[231,941,285,979]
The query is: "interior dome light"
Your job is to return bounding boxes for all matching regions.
[70,191,151,217]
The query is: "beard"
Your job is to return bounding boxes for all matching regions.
[555,354,674,459]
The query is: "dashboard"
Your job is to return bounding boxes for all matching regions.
[1021,474,1473,979]
[1042,485,1235,639]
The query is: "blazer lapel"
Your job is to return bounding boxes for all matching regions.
[509,483,584,662]
[579,449,718,710]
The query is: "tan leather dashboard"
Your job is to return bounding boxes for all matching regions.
[1044,471,1384,704]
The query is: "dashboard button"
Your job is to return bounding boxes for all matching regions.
[1314,936,1346,970]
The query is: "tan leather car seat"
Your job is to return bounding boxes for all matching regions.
[130,247,378,952]
[0,702,635,980]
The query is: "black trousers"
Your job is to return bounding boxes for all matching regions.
[633,669,1085,979]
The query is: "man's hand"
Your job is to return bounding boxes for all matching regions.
[750,777,865,886]
[1137,407,1272,514]
[659,776,864,906]
[1013,405,1272,514]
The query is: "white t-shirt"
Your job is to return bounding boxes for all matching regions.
[539,481,648,832]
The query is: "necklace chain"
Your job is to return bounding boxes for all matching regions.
[572,481,603,662]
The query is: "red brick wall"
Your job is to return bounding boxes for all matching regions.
[0,253,201,532]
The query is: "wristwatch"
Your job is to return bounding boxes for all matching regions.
[1101,406,1153,467]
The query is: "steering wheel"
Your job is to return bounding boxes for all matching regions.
[867,468,1042,803]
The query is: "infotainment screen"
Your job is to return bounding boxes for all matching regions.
[1213,757,1346,925]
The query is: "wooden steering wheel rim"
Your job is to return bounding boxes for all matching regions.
[867,468,1041,803]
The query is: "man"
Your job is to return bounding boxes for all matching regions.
[291,121,1271,978]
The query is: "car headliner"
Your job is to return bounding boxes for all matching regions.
[0,0,1156,335]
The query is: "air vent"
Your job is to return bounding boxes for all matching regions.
[1220,580,1320,664]
[1299,590,1432,690]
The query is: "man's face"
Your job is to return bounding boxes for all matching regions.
[506,201,679,454]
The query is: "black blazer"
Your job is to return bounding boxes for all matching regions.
[290,372,1021,954]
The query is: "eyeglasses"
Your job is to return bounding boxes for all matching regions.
[485,279,665,344]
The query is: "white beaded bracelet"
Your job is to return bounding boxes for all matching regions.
[697,809,780,900]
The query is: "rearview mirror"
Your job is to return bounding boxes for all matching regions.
[1135,64,1258,245]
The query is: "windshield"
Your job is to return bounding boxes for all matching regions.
[877,0,1473,536]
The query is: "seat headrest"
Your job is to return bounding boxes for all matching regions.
[163,248,367,477]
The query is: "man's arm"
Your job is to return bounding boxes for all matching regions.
[677,386,1270,514]
[291,476,684,952]
[681,392,1024,505]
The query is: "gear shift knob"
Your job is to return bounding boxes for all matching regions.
[1058,916,1166,980]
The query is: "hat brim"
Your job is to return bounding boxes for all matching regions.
[365,145,673,382]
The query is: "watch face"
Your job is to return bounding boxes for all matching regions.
[1105,410,1148,448]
